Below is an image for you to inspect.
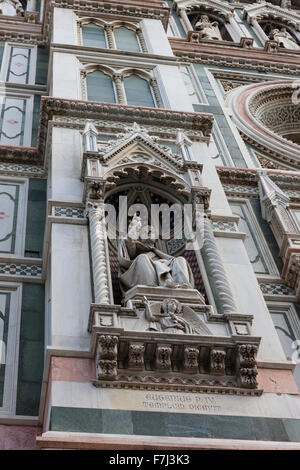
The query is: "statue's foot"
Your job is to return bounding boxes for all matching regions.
[163,280,178,288]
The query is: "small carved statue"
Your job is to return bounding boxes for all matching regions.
[194,15,222,41]
[118,214,194,294]
[270,28,300,50]
[0,0,24,16]
[143,297,210,335]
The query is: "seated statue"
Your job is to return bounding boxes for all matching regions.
[270,28,300,50]
[118,214,194,294]
[194,15,222,41]
[0,0,24,16]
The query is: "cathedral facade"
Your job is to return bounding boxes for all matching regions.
[0,0,299,450]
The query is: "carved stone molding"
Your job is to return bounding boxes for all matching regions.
[92,328,262,395]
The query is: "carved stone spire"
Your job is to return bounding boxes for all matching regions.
[258,171,289,223]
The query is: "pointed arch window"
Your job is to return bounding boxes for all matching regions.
[123,74,155,108]
[114,26,141,52]
[86,70,116,103]
[82,23,107,49]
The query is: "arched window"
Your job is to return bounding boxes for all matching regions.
[114,26,141,52]
[82,23,107,48]
[86,70,116,103]
[123,74,155,107]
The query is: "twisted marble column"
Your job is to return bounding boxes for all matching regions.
[202,216,238,315]
[87,202,111,304]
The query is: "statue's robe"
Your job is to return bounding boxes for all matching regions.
[118,237,194,293]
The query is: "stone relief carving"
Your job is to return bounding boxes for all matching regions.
[143,296,211,335]
[0,0,24,16]
[118,215,194,295]
[194,15,222,41]
[210,349,226,375]
[96,335,118,380]
[270,28,300,50]
[127,343,145,370]
[237,344,258,389]
[155,344,172,371]
[183,346,199,373]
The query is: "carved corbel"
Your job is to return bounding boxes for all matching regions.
[155,344,172,371]
[264,40,279,52]
[239,37,254,48]
[236,344,258,389]
[127,342,145,370]
[96,335,118,380]
[183,346,199,374]
[210,349,226,376]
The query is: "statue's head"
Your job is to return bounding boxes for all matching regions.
[140,224,157,242]
[163,298,181,316]
[200,15,210,22]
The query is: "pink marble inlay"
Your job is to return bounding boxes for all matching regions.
[257,368,299,395]
[51,356,94,382]
[0,425,41,450]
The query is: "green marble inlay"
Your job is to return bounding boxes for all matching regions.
[50,407,300,442]
[16,284,44,416]
[0,293,11,408]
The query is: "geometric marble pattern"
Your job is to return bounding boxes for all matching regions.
[0,263,42,277]
[212,221,237,232]
[183,250,207,302]
[259,283,295,296]
[223,184,259,195]
[54,207,85,219]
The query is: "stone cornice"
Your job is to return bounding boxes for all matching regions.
[40,96,214,138]
[171,38,300,74]
[0,0,170,45]
[0,96,213,166]
[45,0,170,34]
[217,166,300,199]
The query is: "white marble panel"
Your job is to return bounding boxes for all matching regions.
[51,381,300,419]
[51,127,83,203]
[51,224,92,349]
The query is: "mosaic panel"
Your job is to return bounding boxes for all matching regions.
[0,263,42,277]
[223,184,259,195]
[212,221,237,232]
[260,283,295,296]
[109,248,122,306]
[183,250,207,302]
[54,207,85,219]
